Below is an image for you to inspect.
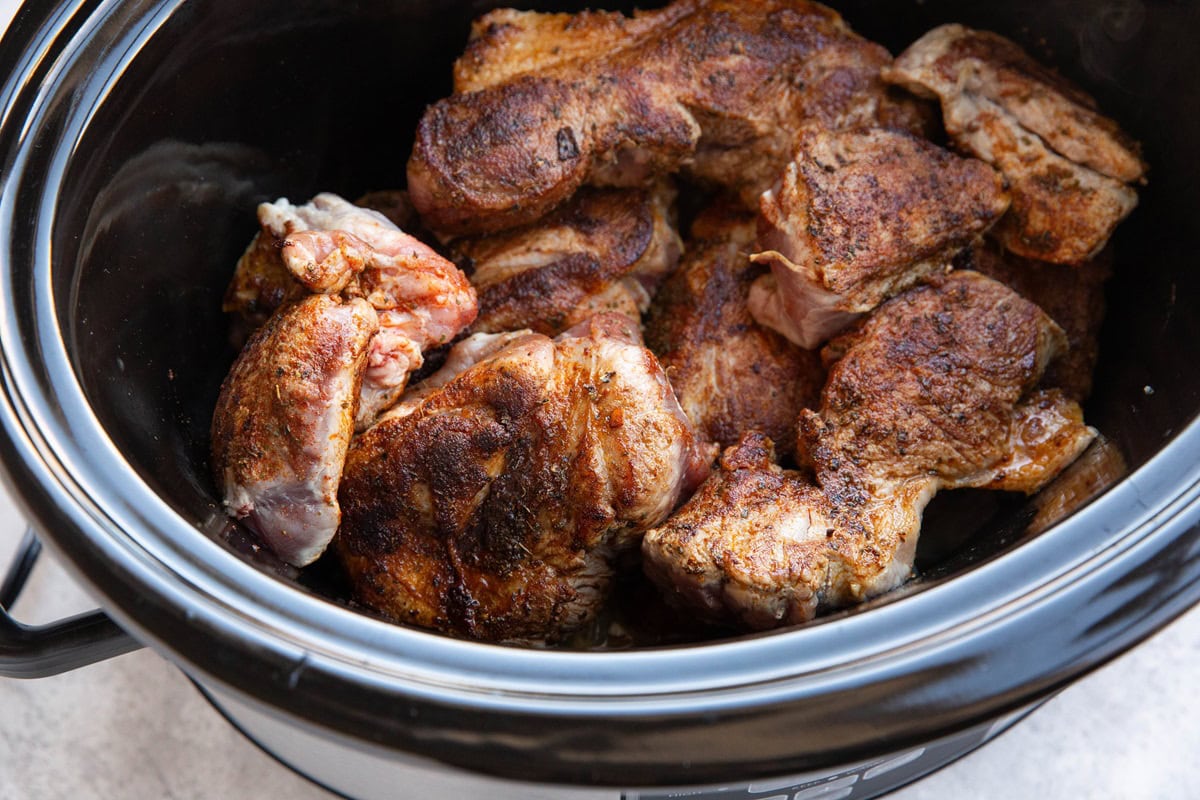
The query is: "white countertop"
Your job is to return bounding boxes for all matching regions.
[1,2,1197,797]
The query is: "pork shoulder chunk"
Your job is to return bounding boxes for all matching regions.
[644,272,1094,629]
[883,24,1145,263]
[749,127,1008,348]
[337,313,711,643]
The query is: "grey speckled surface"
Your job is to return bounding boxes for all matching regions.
[1,1,1198,797]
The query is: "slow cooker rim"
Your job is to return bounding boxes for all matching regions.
[2,0,1200,773]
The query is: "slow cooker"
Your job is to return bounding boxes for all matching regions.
[1,1,1198,798]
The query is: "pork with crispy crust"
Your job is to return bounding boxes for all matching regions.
[748,127,1009,348]
[644,202,824,455]
[957,236,1111,400]
[643,272,1095,630]
[223,193,478,428]
[883,24,1145,263]
[211,294,378,567]
[455,185,681,336]
[408,0,930,237]
[336,313,711,644]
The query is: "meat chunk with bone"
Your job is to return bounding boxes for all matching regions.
[644,202,824,456]
[455,185,681,336]
[223,193,477,427]
[643,272,1094,629]
[408,0,928,237]
[336,313,711,643]
[211,294,377,567]
[748,127,1009,348]
[883,24,1146,263]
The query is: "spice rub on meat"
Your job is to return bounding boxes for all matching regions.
[644,202,824,456]
[408,0,929,237]
[336,313,711,644]
[643,272,1095,630]
[211,194,479,568]
[455,184,681,336]
[222,193,479,428]
[957,236,1111,401]
[212,295,378,568]
[883,24,1146,264]
[748,126,1009,349]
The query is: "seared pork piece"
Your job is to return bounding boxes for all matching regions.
[211,295,377,567]
[958,236,1111,400]
[409,0,929,236]
[336,313,711,644]
[456,185,682,336]
[968,389,1098,493]
[225,193,420,321]
[643,433,841,628]
[644,272,1095,630]
[1027,435,1127,536]
[883,24,1146,263]
[748,127,1009,348]
[644,203,824,455]
[223,193,478,427]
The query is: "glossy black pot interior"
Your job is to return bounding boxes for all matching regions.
[3,0,1200,790]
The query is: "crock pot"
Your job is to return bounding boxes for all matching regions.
[1,1,1198,798]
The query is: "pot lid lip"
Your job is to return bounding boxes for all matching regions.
[2,0,1199,717]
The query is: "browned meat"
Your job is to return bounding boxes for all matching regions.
[643,433,842,628]
[883,24,1145,263]
[455,185,681,336]
[452,6,678,93]
[336,313,711,644]
[644,202,824,455]
[800,273,1091,495]
[643,272,1094,629]
[221,193,478,427]
[957,236,1111,400]
[211,294,377,567]
[408,0,928,237]
[225,193,410,324]
[967,388,1099,493]
[1027,434,1126,536]
[748,127,1009,348]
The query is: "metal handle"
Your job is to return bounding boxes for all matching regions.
[0,528,141,678]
